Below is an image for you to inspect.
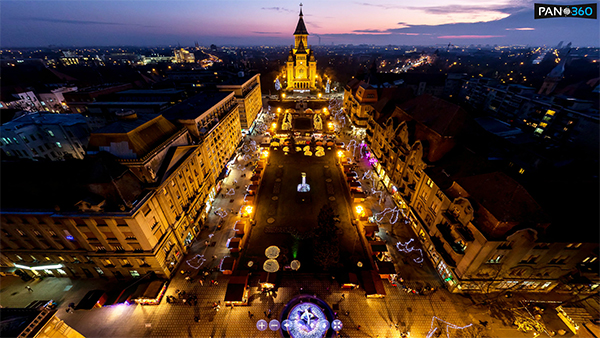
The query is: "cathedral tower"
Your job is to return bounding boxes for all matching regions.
[286,4,317,91]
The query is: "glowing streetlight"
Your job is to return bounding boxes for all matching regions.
[355,205,365,217]
[277,107,281,113]
[282,93,286,99]
[271,122,277,129]
[318,93,322,99]
[337,150,344,158]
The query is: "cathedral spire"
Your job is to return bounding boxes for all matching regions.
[294,4,309,35]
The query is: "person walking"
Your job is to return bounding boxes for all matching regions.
[25,286,33,292]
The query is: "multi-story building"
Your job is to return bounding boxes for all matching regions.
[162,91,242,179]
[0,112,91,160]
[38,86,78,113]
[0,90,45,112]
[344,79,378,136]
[363,94,599,293]
[0,91,244,280]
[217,73,263,132]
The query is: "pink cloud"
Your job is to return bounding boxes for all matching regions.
[438,35,505,39]
[505,27,535,30]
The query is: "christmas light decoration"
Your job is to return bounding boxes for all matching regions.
[226,188,235,196]
[375,207,400,224]
[186,254,206,269]
[395,238,424,264]
[215,208,228,218]
[425,316,473,338]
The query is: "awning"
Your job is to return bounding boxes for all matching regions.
[224,284,246,302]
[221,257,236,271]
[77,290,107,309]
[361,270,386,297]
[141,280,165,299]
[375,261,397,275]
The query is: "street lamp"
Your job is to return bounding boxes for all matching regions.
[318,93,322,99]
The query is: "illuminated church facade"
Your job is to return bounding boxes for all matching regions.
[286,5,317,91]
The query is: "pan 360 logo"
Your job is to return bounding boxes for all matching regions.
[535,3,597,19]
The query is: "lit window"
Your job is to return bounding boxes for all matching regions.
[426,178,434,188]
[545,109,555,116]
[539,122,548,128]
[518,168,525,174]
[56,142,62,148]
[130,270,140,277]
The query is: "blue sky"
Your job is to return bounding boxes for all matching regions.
[1,0,598,47]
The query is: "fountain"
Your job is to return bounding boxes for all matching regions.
[297,172,310,192]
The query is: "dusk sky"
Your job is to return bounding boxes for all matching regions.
[1,0,598,47]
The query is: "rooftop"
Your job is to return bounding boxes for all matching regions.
[1,111,88,129]
[162,91,232,121]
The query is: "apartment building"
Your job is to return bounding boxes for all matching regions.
[0,112,91,160]
[217,73,263,132]
[363,93,599,293]
[0,92,243,280]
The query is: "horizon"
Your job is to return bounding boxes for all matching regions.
[1,0,599,49]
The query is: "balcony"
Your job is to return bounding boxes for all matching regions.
[437,223,465,254]
[431,236,456,267]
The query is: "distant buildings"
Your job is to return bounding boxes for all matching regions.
[0,112,91,160]
[174,48,195,64]
[63,83,134,114]
[459,78,599,152]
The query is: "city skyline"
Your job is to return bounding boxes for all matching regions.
[1,0,598,48]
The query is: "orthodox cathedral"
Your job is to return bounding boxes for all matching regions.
[285,5,317,91]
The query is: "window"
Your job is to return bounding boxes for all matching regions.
[130,270,140,277]
[421,189,429,200]
[426,178,434,188]
[565,243,582,249]
[487,254,504,264]
[430,201,440,214]
[48,230,57,237]
[534,243,550,249]
[549,255,568,264]
[518,168,525,174]
[33,230,42,237]
[16,229,26,236]
[56,142,62,148]
[520,255,539,264]
[151,216,159,230]
[96,246,106,252]
[498,241,513,249]
[16,255,23,261]
[94,267,104,275]
[21,135,29,143]
[120,259,131,267]
[540,282,552,289]
[137,258,149,266]
[496,280,518,289]
[102,259,114,267]
[520,281,540,290]
[72,256,80,263]
[582,256,597,263]
[142,205,152,216]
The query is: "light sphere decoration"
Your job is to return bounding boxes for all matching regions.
[248,261,254,268]
[265,246,280,259]
[263,259,280,273]
[291,260,301,271]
